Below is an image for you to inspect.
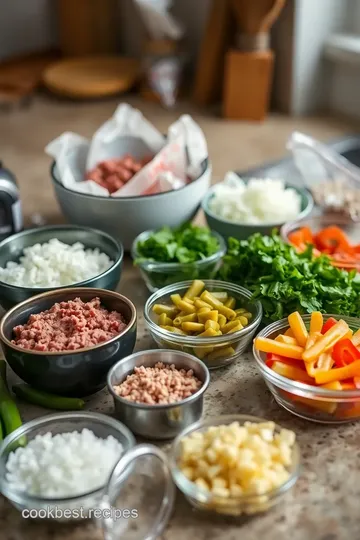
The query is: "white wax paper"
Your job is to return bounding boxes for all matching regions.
[45,104,208,198]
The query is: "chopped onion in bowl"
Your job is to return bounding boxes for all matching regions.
[209,174,302,225]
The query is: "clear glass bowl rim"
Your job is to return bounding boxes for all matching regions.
[253,314,360,400]
[280,213,356,245]
[144,279,263,345]
[169,414,300,505]
[131,229,226,271]
[0,411,136,505]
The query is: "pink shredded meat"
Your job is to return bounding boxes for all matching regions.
[113,362,202,405]
[12,297,127,352]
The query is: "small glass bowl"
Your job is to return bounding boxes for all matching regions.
[281,213,360,246]
[0,412,135,520]
[169,414,300,517]
[253,315,360,423]
[144,280,262,369]
[131,230,226,292]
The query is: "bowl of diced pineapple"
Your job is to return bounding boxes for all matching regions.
[169,414,300,516]
[144,279,263,369]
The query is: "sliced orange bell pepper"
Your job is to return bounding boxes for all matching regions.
[306,352,334,377]
[302,320,349,363]
[284,328,295,337]
[288,311,308,347]
[275,334,298,345]
[271,361,313,384]
[310,312,323,334]
[305,331,321,352]
[254,337,304,360]
[315,360,360,385]
[320,381,342,390]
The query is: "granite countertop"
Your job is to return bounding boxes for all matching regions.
[1,96,359,539]
[1,257,359,540]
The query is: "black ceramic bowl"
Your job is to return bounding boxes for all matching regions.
[0,288,137,397]
[0,225,124,309]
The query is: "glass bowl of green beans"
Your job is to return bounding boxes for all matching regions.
[144,280,263,369]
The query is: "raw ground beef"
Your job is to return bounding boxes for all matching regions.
[12,297,127,352]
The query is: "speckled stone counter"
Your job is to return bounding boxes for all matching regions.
[1,257,359,540]
[1,96,360,539]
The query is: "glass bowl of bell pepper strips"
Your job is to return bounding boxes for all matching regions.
[253,311,360,423]
[281,214,360,272]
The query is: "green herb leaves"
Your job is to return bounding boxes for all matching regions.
[220,233,360,322]
[135,223,220,264]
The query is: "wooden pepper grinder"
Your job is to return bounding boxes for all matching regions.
[223,0,285,121]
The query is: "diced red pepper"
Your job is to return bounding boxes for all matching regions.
[321,317,337,335]
[332,339,360,368]
[265,353,302,369]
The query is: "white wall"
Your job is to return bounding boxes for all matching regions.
[291,0,348,115]
[0,0,56,61]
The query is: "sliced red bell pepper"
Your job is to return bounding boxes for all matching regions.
[265,353,301,369]
[321,317,337,335]
[332,338,360,368]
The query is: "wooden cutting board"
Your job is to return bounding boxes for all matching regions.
[42,56,141,99]
[0,51,59,106]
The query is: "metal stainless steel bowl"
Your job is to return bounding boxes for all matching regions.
[0,225,123,308]
[0,288,137,397]
[107,349,210,440]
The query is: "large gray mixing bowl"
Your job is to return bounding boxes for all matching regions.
[0,225,123,308]
[50,159,211,251]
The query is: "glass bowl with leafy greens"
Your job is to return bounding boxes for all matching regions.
[132,224,226,292]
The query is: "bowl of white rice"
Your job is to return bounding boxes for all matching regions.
[0,411,135,519]
[202,175,314,241]
[0,225,123,308]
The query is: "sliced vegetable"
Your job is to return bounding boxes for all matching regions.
[254,337,304,360]
[310,312,323,334]
[352,329,360,347]
[332,339,360,368]
[315,360,360,385]
[271,362,313,384]
[314,226,351,254]
[265,353,300,368]
[12,384,85,411]
[288,311,308,347]
[302,320,348,363]
[354,376,360,389]
[321,317,337,335]
[275,335,298,345]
